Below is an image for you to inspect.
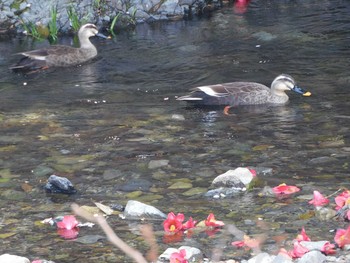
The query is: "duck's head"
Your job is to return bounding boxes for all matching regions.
[271,74,311,96]
[78,23,109,39]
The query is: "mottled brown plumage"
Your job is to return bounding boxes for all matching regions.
[10,23,108,73]
[177,74,311,106]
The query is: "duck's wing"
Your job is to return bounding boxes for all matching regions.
[177,82,271,106]
[21,46,77,60]
[178,82,268,99]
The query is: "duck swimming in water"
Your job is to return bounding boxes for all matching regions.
[177,74,311,107]
[10,23,109,73]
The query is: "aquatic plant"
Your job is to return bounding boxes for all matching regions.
[67,5,81,32]
[48,6,58,42]
[109,13,121,36]
[21,20,43,40]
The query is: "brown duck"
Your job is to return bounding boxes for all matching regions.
[10,23,108,73]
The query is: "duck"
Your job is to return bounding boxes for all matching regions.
[177,74,311,108]
[10,23,109,73]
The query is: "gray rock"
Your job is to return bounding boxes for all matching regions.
[148,159,169,169]
[44,174,77,194]
[297,250,326,263]
[247,252,275,263]
[123,200,166,219]
[0,254,30,263]
[272,253,293,263]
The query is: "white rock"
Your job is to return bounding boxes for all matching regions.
[123,200,166,219]
[211,167,254,188]
[0,254,30,263]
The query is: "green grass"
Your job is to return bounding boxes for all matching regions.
[48,6,58,42]
[67,5,81,32]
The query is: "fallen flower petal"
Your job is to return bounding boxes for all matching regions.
[296,227,311,242]
[205,213,225,228]
[56,215,79,230]
[163,212,185,233]
[272,183,300,195]
[170,249,188,263]
[290,240,309,258]
[232,240,246,248]
[321,241,336,255]
[308,190,330,207]
[232,235,260,250]
[182,217,197,230]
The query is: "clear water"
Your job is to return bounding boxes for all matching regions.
[0,0,349,262]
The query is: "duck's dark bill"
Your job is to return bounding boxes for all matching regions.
[292,85,312,96]
[96,32,111,39]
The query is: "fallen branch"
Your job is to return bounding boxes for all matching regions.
[71,203,148,263]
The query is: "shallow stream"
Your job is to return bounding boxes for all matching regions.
[0,0,349,262]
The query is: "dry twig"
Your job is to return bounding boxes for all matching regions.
[71,203,148,263]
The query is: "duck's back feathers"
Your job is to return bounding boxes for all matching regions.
[177,82,271,106]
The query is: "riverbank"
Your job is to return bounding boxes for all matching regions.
[0,0,225,37]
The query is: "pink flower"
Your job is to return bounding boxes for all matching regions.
[289,241,309,258]
[308,191,330,207]
[56,215,79,230]
[335,190,350,210]
[163,212,185,233]
[321,241,336,255]
[205,213,225,228]
[272,183,300,195]
[170,249,188,263]
[182,217,197,230]
[334,225,350,248]
[296,227,311,242]
[249,169,257,177]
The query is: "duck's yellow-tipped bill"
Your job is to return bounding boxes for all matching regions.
[303,91,312,97]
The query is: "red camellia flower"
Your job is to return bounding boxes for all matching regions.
[272,183,300,195]
[321,241,336,255]
[170,249,188,263]
[296,227,311,242]
[205,213,225,228]
[56,215,79,230]
[334,225,350,248]
[163,212,185,233]
[335,190,350,210]
[182,217,197,230]
[289,241,309,258]
[308,190,330,207]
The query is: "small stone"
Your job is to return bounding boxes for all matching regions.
[171,114,185,121]
[148,159,169,169]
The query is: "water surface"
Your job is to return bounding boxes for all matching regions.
[0,0,349,261]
